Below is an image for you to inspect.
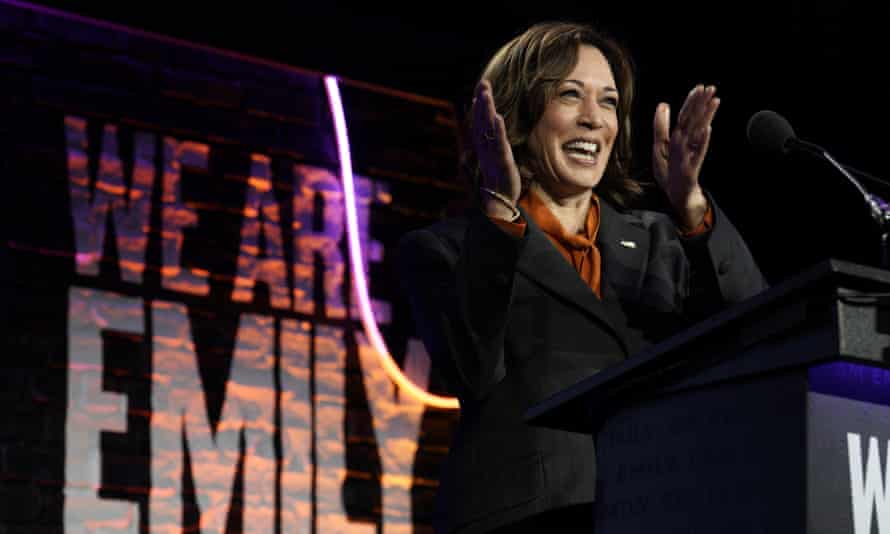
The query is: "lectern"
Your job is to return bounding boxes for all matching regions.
[526,260,890,534]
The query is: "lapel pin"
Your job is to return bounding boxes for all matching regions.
[619,240,637,249]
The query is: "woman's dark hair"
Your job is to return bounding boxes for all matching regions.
[461,21,641,207]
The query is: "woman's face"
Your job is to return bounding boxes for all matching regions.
[528,45,619,196]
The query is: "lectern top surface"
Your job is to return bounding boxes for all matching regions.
[525,259,890,432]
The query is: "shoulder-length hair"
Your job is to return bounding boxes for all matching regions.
[463,21,641,207]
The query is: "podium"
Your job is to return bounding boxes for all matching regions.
[526,259,890,534]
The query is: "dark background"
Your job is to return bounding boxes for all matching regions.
[29,0,890,283]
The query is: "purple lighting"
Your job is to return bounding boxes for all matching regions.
[323,75,459,409]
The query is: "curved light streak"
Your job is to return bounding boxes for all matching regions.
[323,75,460,410]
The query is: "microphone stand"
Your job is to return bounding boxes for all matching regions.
[800,142,890,268]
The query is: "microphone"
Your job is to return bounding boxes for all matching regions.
[747,109,890,267]
[745,110,826,157]
[748,110,890,189]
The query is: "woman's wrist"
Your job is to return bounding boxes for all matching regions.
[672,187,709,231]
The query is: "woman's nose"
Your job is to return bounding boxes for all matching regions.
[578,104,604,129]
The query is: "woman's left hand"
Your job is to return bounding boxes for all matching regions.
[652,84,720,230]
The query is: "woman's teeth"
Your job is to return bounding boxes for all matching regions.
[563,141,599,162]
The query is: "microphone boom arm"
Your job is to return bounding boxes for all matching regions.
[814,146,890,267]
[748,109,890,268]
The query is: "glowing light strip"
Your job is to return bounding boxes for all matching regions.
[323,75,460,410]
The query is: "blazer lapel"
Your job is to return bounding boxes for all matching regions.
[596,200,650,303]
[515,206,630,354]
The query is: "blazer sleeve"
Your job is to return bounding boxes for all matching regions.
[398,210,528,402]
[676,191,768,319]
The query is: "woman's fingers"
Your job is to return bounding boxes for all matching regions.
[474,82,500,148]
[675,84,702,133]
[472,83,497,172]
[494,115,511,163]
[472,81,493,147]
[471,80,520,200]
[653,103,671,154]
[674,85,720,154]
[686,94,718,158]
[686,87,718,140]
[685,85,714,129]
[652,102,671,183]
[484,83,499,136]
[676,85,716,133]
[696,96,720,141]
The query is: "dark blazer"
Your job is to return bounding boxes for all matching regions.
[398,193,767,534]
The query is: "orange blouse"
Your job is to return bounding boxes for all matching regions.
[489,188,713,299]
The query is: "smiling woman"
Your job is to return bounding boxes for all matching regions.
[399,21,768,533]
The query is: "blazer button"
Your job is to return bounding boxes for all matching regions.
[718,260,730,275]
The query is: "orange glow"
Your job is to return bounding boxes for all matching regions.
[247,176,273,192]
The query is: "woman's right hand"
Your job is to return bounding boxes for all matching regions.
[472,80,522,220]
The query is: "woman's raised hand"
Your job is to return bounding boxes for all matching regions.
[472,80,522,220]
[652,84,719,230]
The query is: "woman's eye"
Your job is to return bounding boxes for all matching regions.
[560,89,581,98]
[602,97,619,108]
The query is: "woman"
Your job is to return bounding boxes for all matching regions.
[399,22,766,533]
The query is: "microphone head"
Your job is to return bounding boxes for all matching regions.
[747,110,796,156]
